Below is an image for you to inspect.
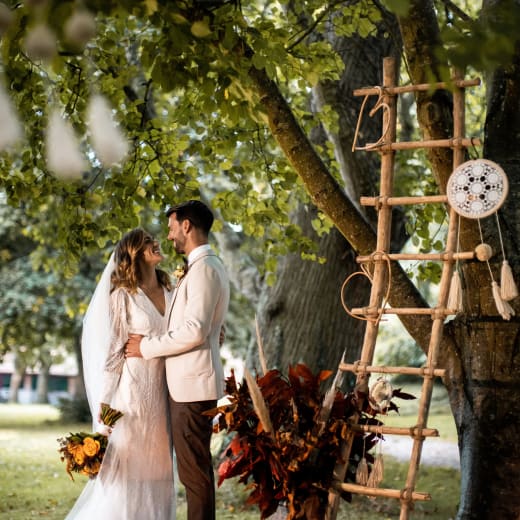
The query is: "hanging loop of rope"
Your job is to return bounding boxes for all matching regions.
[340,251,393,325]
[352,86,391,152]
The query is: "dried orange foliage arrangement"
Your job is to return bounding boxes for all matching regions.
[213,364,414,519]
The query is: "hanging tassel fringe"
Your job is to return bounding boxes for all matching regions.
[447,270,463,313]
[355,457,369,486]
[366,454,384,488]
[492,281,515,320]
[500,260,518,301]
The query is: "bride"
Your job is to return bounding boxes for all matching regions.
[66,228,176,520]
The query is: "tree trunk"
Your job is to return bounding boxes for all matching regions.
[255,204,369,373]
[72,335,87,400]
[254,9,405,376]
[8,354,25,403]
[399,1,520,517]
[35,361,50,404]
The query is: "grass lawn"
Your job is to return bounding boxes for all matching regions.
[0,403,460,519]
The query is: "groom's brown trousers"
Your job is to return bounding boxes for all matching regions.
[170,398,217,520]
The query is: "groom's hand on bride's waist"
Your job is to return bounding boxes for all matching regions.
[125,334,144,358]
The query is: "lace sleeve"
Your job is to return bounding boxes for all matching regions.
[99,288,129,405]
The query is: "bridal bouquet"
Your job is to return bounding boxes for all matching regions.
[58,403,123,480]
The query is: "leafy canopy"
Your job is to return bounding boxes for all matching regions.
[0,0,357,277]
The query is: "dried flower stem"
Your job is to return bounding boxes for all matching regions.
[244,368,274,438]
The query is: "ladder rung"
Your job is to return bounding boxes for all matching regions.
[348,422,439,438]
[353,77,480,96]
[360,195,448,206]
[356,251,474,262]
[335,482,431,501]
[358,137,480,152]
[350,307,453,316]
[339,362,445,378]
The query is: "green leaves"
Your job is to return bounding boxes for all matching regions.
[380,0,411,17]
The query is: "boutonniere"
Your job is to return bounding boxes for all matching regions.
[174,264,188,282]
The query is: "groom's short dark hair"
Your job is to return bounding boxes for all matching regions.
[166,200,214,235]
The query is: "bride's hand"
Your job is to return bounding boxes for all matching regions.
[97,403,113,435]
[125,334,144,357]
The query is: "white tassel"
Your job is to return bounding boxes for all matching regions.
[447,270,463,313]
[367,453,384,488]
[355,456,368,486]
[87,95,129,167]
[491,281,515,321]
[500,260,518,301]
[0,84,22,150]
[45,110,86,180]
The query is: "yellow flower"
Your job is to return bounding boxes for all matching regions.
[73,448,85,465]
[82,437,101,457]
[67,442,82,455]
[174,264,187,280]
[58,429,111,480]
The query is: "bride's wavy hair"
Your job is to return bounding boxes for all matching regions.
[111,228,171,293]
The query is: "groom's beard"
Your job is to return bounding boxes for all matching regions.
[173,239,186,255]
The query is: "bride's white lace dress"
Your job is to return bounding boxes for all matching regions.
[66,286,176,520]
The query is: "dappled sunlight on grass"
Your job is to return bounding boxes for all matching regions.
[0,403,459,520]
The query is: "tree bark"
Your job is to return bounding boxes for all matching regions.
[247,49,435,354]
[72,335,87,400]
[248,1,520,516]
[8,353,25,403]
[399,1,520,517]
[253,9,406,376]
[255,204,368,373]
[35,362,50,404]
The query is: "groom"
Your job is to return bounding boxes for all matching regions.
[125,200,230,520]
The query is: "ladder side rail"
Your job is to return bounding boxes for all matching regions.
[327,56,399,519]
[398,70,467,520]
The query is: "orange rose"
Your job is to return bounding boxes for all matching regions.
[73,447,85,465]
[82,437,101,457]
[67,442,82,455]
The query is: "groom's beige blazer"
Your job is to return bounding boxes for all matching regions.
[140,250,230,403]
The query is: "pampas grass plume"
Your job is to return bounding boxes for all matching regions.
[45,110,86,180]
[87,95,129,167]
[0,84,22,150]
[244,368,274,437]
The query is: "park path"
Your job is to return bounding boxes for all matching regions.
[383,435,460,469]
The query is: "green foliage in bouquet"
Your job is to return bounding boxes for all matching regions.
[57,404,123,480]
[213,364,412,519]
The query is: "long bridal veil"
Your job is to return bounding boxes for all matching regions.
[81,252,115,431]
[68,251,176,520]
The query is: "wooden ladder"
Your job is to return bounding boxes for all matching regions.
[326,57,480,520]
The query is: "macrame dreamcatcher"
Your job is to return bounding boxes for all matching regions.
[446,159,518,319]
